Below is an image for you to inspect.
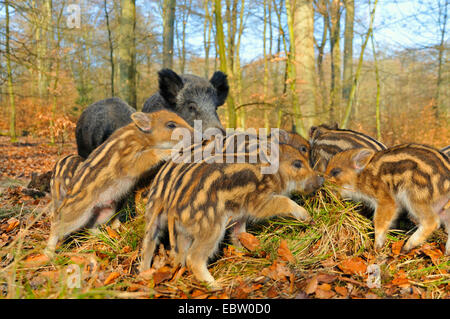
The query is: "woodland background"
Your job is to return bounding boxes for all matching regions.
[0,0,448,146]
[0,0,449,300]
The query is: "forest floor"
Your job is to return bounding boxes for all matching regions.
[0,135,449,299]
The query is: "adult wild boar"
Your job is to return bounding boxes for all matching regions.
[75,69,229,158]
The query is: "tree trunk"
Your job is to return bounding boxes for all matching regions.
[435,0,448,123]
[214,0,236,128]
[203,0,213,78]
[235,0,246,128]
[342,0,354,101]
[371,33,381,141]
[317,3,328,114]
[286,0,306,136]
[328,0,341,123]
[293,0,317,129]
[5,0,17,142]
[341,0,378,129]
[163,0,176,69]
[104,0,115,97]
[119,0,137,108]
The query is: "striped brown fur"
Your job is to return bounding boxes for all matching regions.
[441,145,450,158]
[325,143,450,254]
[309,124,386,172]
[50,154,83,216]
[274,130,310,160]
[44,110,193,256]
[139,143,323,287]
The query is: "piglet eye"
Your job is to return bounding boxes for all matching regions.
[300,146,308,153]
[292,160,302,168]
[329,168,341,177]
[166,121,177,129]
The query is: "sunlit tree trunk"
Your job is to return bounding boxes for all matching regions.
[104,0,115,96]
[371,33,381,141]
[435,0,448,123]
[317,1,328,114]
[286,0,306,136]
[234,0,246,128]
[203,0,213,78]
[215,0,236,128]
[293,0,317,129]
[163,0,176,69]
[342,0,354,102]
[341,0,378,129]
[119,0,137,108]
[328,0,341,123]
[5,0,17,142]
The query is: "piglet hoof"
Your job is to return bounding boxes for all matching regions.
[292,207,311,224]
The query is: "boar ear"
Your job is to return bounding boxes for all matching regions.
[352,149,375,172]
[268,129,289,144]
[210,71,229,106]
[329,122,339,130]
[309,126,321,139]
[131,112,152,132]
[277,129,291,144]
[158,69,183,107]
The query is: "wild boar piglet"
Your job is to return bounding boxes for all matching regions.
[309,124,386,172]
[140,143,323,288]
[49,154,83,216]
[325,143,450,254]
[45,110,193,256]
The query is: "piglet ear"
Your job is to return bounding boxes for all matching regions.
[210,71,229,106]
[352,148,375,172]
[274,129,290,144]
[131,112,152,132]
[158,69,183,106]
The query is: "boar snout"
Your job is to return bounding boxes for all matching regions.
[304,175,324,194]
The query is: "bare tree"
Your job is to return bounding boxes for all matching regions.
[118,0,137,108]
[163,0,176,69]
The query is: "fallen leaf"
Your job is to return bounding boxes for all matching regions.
[315,288,335,299]
[6,218,19,232]
[318,283,332,291]
[365,292,379,299]
[421,246,443,264]
[316,273,337,284]
[266,286,278,298]
[338,257,367,276]
[138,268,155,281]
[304,276,318,295]
[392,240,404,255]
[335,286,348,296]
[191,289,208,299]
[391,270,410,288]
[104,271,120,285]
[23,254,50,267]
[40,270,60,282]
[277,239,295,263]
[153,266,173,285]
[105,226,120,239]
[238,232,260,252]
[121,245,132,253]
[260,261,292,281]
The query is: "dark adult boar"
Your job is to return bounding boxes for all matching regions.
[142,69,228,130]
[75,97,135,158]
[75,69,228,158]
